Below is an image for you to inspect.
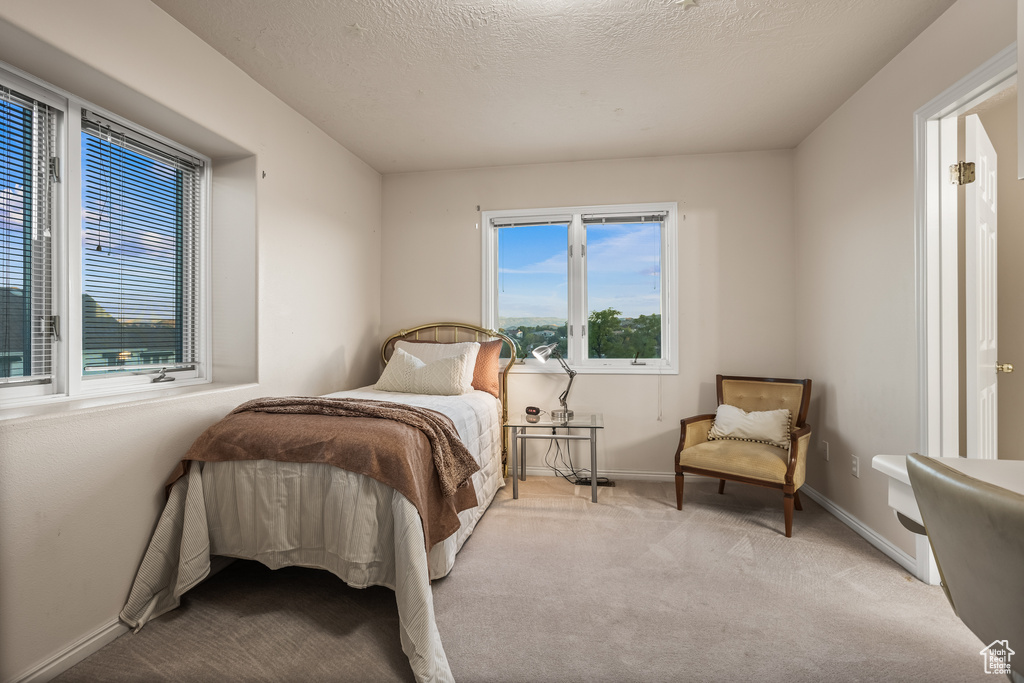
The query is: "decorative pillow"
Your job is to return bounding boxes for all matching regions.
[394,340,482,395]
[470,339,503,398]
[374,347,477,396]
[707,404,791,449]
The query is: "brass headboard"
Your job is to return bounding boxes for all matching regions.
[380,322,517,466]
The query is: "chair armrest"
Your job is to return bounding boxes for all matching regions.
[786,425,812,488]
[678,414,716,452]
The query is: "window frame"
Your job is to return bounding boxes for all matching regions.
[482,201,678,375]
[0,61,211,410]
[0,68,66,404]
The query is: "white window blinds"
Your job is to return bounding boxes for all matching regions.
[0,85,55,386]
[81,110,202,375]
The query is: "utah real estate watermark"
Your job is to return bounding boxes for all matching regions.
[980,640,1015,676]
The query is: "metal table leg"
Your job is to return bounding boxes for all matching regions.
[590,426,598,503]
[511,425,519,499]
[519,429,527,481]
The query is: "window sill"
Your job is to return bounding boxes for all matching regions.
[0,380,258,423]
[509,361,677,376]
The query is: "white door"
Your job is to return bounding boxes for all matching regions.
[965,114,999,459]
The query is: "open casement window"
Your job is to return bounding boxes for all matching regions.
[491,214,571,361]
[482,203,677,374]
[81,111,202,383]
[0,84,56,397]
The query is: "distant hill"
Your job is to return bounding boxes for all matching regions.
[498,317,565,329]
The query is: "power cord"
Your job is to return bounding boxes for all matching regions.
[543,426,612,487]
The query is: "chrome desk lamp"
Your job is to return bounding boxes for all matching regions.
[531,342,576,422]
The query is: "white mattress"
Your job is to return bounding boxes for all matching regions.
[120,387,505,683]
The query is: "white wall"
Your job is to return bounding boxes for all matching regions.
[0,2,382,680]
[382,151,798,477]
[794,0,1017,557]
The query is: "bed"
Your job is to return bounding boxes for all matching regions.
[119,323,515,683]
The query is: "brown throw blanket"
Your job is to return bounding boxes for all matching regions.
[175,396,482,552]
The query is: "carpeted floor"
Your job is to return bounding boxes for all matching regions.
[56,477,991,682]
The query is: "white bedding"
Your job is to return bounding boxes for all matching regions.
[120,387,504,683]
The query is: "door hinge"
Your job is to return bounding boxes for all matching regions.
[950,160,975,186]
[49,157,60,183]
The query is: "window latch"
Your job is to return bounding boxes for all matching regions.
[152,367,176,383]
[631,351,647,366]
[47,315,60,341]
[49,157,60,183]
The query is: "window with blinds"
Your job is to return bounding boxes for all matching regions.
[81,111,202,376]
[0,85,55,387]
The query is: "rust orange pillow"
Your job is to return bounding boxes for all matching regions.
[472,339,503,398]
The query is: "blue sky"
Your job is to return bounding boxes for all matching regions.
[0,98,31,298]
[498,221,661,323]
[1,110,182,324]
[81,131,181,323]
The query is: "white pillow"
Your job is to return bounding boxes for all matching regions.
[374,347,476,396]
[394,341,480,394]
[707,404,791,449]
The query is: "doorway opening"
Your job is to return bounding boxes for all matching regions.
[916,44,1016,462]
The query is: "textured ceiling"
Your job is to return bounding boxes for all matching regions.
[152,0,956,174]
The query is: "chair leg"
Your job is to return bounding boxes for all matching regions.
[783,493,794,538]
[718,479,726,495]
[794,489,803,511]
[675,472,684,510]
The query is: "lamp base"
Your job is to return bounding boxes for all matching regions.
[551,408,574,422]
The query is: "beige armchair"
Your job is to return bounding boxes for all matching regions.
[907,455,1024,682]
[674,375,812,537]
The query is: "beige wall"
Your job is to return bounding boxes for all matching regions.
[382,151,798,477]
[794,0,1017,557]
[977,96,1024,461]
[0,2,382,680]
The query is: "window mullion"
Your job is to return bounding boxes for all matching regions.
[60,104,83,396]
[50,102,70,398]
[567,214,586,365]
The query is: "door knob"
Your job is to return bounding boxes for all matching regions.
[997,362,1014,374]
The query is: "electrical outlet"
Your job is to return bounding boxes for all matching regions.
[821,440,829,461]
[851,454,860,478]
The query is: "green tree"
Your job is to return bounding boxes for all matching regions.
[632,313,661,358]
[588,307,621,358]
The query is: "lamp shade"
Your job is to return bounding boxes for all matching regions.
[532,343,557,362]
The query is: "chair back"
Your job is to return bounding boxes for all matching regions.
[907,455,1024,656]
[717,375,811,429]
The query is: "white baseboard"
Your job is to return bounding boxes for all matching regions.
[11,618,128,683]
[800,485,918,577]
[9,556,237,683]
[522,466,675,482]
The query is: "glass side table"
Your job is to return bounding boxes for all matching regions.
[505,413,604,503]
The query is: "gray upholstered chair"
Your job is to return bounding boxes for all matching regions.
[907,454,1024,682]
[674,374,812,537]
